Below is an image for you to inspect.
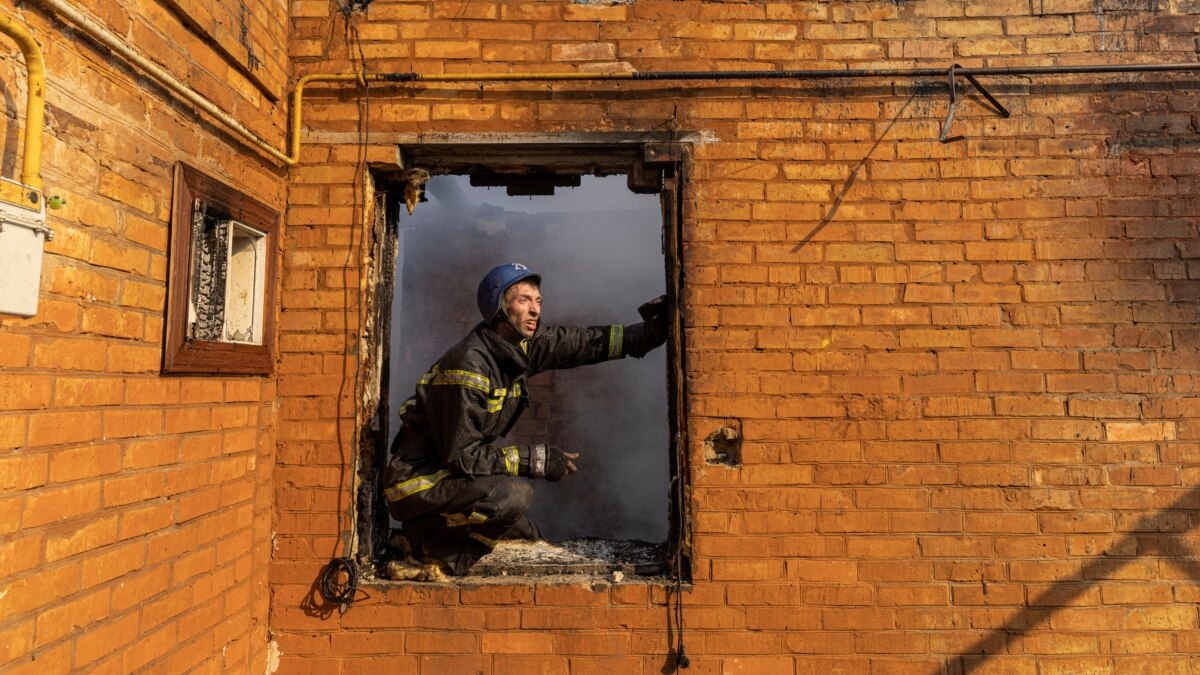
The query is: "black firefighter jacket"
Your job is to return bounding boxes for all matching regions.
[383,320,663,520]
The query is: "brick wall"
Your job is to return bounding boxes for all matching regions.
[0,0,286,672]
[275,1,1200,673]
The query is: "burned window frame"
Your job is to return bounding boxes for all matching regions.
[356,142,693,581]
[164,162,279,375]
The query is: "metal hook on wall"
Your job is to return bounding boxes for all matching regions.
[939,63,1013,142]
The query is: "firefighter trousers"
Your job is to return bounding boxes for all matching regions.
[393,474,540,575]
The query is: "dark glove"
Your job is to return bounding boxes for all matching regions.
[519,444,574,481]
[543,447,573,482]
[637,295,669,346]
[633,293,672,348]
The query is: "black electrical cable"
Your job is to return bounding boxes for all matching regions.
[359,60,1200,85]
[319,557,359,607]
[322,0,370,614]
[666,120,690,670]
[672,439,689,669]
[673,475,689,669]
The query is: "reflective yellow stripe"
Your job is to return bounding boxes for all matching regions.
[383,470,451,502]
[470,531,500,548]
[488,388,506,413]
[487,383,523,414]
[502,445,520,476]
[431,369,490,393]
[443,369,489,387]
[608,324,624,360]
[446,511,489,527]
[399,397,416,415]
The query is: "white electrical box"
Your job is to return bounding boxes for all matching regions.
[0,177,49,317]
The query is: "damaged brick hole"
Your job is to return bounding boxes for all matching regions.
[704,423,742,467]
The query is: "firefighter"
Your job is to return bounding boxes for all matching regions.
[382,262,668,577]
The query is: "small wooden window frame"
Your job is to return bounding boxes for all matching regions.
[164,163,279,375]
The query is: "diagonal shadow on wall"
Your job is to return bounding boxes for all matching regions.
[790,90,918,254]
[951,485,1200,673]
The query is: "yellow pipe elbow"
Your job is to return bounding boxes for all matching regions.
[0,10,45,192]
[289,73,369,165]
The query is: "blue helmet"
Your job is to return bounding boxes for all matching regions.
[477,263,541,320]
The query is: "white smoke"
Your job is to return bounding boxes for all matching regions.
[389,174,669,542]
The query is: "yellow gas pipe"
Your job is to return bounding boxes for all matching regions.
[23,0,646,169]
[31,0,293,166]
[0,9,45,192]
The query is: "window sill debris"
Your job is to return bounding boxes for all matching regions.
[374,538,666,585]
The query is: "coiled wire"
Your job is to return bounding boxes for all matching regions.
[319,557,359,610]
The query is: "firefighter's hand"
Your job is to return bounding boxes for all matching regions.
[637,295,668,345]
[521,444,577,480]
[545,448,577,482]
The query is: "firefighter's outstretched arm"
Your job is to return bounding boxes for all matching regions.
[527,305,668,374]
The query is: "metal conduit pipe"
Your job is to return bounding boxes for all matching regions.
[355,61,1200,82]
[0,10,46,190]
[29,0,294,166]
[294,61,1200,158]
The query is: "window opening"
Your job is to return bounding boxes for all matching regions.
[359,145,690,580]
[188,213,267,345]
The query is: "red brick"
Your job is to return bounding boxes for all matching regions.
[54,377,125,407]
[123,438,178,469]
[0,333,32,368]
[405,631,479,654]
[1105,421,1177,442]
[82,305,145,339]
[103,408,162,439]
[0,414,27,449]
[0,375,53,411]
[32,338,108,372]
[81,540,146,587]
[73,612,140,666]
[22,480,102,527]
[103,471,165,506]
[45,516,119,562]
[110,565,170,613]
[476,631,553,654]
[180,380,224,404]
[122,621,179,672]
[47,265,120,304]
[28,411,102,447]
[0,620,34,664]
[124,379,179,405]
[0,451,48,490]
[117,502,174,538]
[107,344,160,373]
[34,588,111,647]
[49,443,122,483]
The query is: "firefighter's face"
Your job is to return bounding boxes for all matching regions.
[503,281,541,338]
